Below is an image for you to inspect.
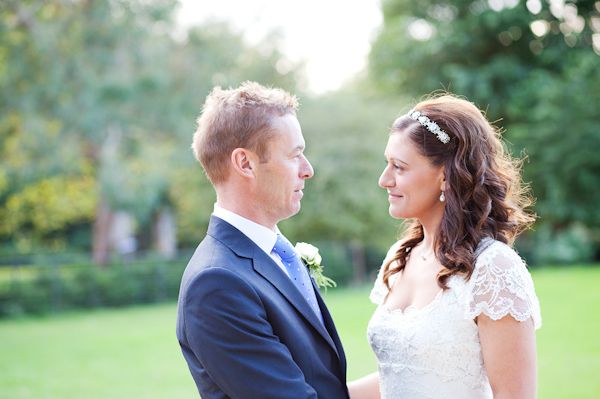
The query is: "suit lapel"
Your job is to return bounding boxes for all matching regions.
[207,216,340,357]
[252,250,340,355]
[312,279,346,374]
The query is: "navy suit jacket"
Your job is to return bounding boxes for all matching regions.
[176,216,349,399]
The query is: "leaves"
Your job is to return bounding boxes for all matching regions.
[0,0,302,252]
[367,0,600,260]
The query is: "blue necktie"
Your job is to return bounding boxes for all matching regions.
[273,234,324,324]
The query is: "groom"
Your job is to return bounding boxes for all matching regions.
[176,81,349,398]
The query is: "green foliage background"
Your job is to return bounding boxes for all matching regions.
[1,2,599,398]
[367,0,600,263]
[1,0,599,266]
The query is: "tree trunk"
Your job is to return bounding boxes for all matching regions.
[111,210,137,260]
[152,207,177,259]
[350,240,367,285]
[92,199,113,265]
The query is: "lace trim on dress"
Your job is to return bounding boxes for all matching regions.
[465,240,542,329]
[370,239,542,329]
[369,241,402,305]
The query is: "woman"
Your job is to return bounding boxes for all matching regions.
[348,94,541,399]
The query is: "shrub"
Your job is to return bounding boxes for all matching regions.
[0,261,187,318]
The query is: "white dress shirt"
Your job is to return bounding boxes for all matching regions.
[213,204,290,277]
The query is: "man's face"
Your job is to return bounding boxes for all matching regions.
[253,114,314,226]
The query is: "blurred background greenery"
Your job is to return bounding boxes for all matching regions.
[1,0,599,273]
[1,0,599,397]
[1,0,599,313]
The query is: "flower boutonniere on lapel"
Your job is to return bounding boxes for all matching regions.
[295,242,336,290]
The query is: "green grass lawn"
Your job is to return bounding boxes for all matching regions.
[0,266,598,398]
[532,267,600,399]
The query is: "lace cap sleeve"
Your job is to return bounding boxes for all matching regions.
[466,240,542,330]
[370,241,402,305]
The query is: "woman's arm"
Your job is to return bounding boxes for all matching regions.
[478,314,537,399]
[347,372,380,399]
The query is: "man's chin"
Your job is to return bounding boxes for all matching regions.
[272,205,302,225]
[285,203,302,219]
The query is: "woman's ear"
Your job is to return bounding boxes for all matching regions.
[231,148,256,179]
[440,165,447,192]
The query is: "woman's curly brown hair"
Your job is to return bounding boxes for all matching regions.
[382,93,536,290]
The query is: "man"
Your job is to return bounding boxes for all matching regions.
[176,81,349,399]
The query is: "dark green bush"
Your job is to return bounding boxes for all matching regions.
[0,261,187,318]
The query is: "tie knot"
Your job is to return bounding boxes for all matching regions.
[272,235,297,261]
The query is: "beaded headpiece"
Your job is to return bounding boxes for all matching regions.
[407,108,450,144]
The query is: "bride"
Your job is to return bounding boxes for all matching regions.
[348,94,541,399]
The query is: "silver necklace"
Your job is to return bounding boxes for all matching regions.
[421,246,434,261]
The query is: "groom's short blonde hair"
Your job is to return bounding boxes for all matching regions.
[192,81,299,185]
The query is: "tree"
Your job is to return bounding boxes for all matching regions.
[0,0,182,260]
[0,0,303,262]
[369,0,599,120]
[367,0,600,262]
[506,49,600,263]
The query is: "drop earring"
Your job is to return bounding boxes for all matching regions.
[439,191,445,202]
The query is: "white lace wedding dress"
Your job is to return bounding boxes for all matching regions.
[367,238,542,399]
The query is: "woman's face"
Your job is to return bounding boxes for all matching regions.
[379,130,446,224]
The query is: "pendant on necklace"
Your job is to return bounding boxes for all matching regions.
[421,247,433,261]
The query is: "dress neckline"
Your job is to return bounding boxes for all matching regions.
[383,286,445,315]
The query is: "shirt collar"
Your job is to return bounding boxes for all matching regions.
[213,204,279,255]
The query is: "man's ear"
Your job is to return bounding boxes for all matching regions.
[231,148,256,179]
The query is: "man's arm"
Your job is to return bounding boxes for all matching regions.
[182,267,318,399]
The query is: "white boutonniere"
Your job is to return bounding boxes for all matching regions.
[294,242,336,290]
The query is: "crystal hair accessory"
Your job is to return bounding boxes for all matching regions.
[408,109,451,144]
